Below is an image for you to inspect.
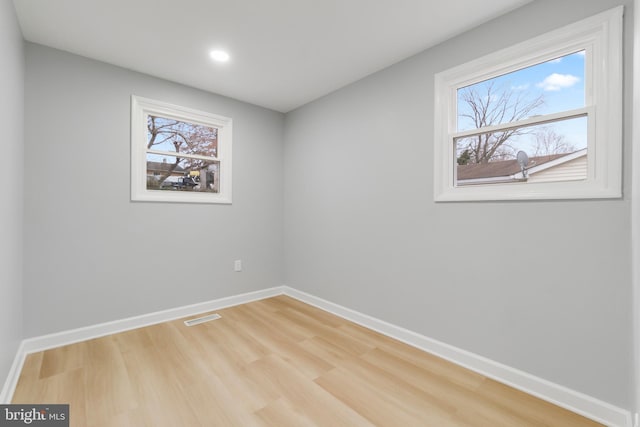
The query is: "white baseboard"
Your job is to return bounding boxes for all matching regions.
[1,285,633,427]
[0,341,26,404]
[0,286,284,403]
[282,286,633,427]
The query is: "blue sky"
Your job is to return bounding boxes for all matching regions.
[456,50,586,158]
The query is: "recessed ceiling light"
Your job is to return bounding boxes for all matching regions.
[209,50,230,62]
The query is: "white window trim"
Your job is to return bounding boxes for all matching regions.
[131,95,232,204]
[433,6,623,202]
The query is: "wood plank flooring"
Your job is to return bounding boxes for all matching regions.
[12,296,603,426]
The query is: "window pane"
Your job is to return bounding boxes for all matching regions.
[146,154,220,193]
[457,51,585,132]
[455,116,587,186]
[147,115,218,157]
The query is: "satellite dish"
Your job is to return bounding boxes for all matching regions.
[516,150,529,178]
[516,151,529,168]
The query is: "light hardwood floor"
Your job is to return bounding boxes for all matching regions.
[12,296,602,426]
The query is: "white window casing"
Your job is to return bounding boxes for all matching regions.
[131,95,233,204]
[433,6,623,201]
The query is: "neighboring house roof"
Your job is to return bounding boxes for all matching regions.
[457,153,566,180]
[147,161,185,174]
[457,149,587,185]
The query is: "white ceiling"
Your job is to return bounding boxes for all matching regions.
[13,0,533,112]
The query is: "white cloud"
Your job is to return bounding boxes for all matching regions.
[511,83,530,91]
[536,73,580,91]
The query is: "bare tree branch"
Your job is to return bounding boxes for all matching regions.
[458,81,543,164]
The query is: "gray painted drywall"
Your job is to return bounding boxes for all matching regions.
[633,0,640,419]
[284,0,634,408]
[23,43,284,337]
[0,0,24,397]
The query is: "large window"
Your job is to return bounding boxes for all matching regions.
[131,96,232,204]
[433,7,622,201]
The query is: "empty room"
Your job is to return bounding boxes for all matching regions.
[1,0,639,426]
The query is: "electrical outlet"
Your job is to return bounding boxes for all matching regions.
[234,260,242,272]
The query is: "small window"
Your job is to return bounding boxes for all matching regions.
[434,7,622,201]
[131,96,232,204]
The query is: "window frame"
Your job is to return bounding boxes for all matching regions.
[131,95,233,204]
[433,6,623,202]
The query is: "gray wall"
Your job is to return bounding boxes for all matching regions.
[23,43,284,337]
[283,0,633,408]
[0,0,24,396]
[634,0,640,417]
